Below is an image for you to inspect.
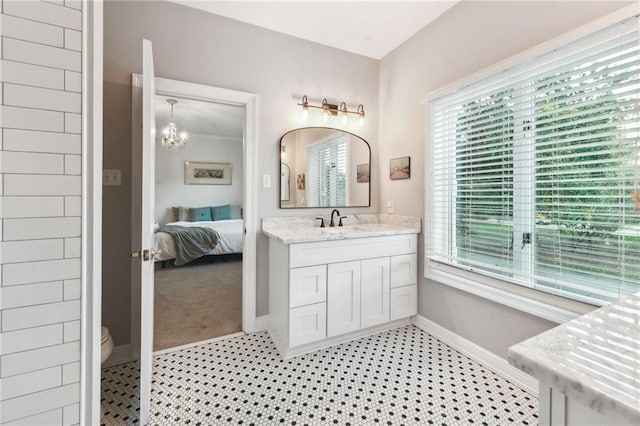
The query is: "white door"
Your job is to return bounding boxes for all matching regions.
[327,261,361,337]
[132,39,157,426]
[360,257,390,328]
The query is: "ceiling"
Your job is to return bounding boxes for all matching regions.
[155,95,244,139]
[156,1,461,137]
[173,1,460,59]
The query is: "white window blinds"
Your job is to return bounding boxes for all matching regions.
[428,16,640,305]
[307,136,347,207]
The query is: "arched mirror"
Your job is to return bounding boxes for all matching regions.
[279,127,371,208]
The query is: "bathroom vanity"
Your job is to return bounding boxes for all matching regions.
[263,214,421,358]
[508,292,640,426]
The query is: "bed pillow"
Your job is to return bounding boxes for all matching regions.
[172,206,192,221]
[191,206,213,221]
[229,205,242,219]
[211,204,231,221]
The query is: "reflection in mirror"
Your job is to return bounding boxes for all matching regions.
[279,127,371,208]
[281,163,290,201]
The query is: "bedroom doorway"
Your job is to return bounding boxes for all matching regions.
[129,75,258,356]
[152,95,246,351]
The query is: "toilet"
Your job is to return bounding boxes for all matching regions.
[101,326,114,364]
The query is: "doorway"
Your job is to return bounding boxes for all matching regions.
[130,76,259,357]
[152,95,245,351]
[100,72,258,425]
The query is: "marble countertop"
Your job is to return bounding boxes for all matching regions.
[262,214,421,244]
[508,292,640,423]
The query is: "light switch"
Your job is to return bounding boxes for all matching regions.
[103,169,122,186]
[387,201,394,213]
[262,174,272,188]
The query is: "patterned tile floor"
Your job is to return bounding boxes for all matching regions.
[101,325,538,425]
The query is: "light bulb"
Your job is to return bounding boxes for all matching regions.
[357,105,365,127]
[301,108,309,121]
[322,111,330,123]
[339,102,348,125]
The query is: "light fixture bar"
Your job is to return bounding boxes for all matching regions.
[297,95,365,121]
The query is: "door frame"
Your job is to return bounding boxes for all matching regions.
[81,1,103,425]
[130,75,260,361]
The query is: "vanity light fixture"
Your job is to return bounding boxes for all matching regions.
[161,99,187,149]
[298,95,365,126]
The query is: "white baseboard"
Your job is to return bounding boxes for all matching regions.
[411,315,538,396]
[280,318,410,360]
[102,344,131,368]
[255,314,269,332]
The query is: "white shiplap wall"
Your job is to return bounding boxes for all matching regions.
[0,1,83,424]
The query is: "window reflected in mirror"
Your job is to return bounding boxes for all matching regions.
[279,127,371,208]
[281,163,290,202]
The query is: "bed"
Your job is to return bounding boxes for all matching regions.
[154,219,244,265]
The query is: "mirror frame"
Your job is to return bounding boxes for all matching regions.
[279,127,371,209]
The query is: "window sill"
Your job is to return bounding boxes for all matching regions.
[425,261,595,324]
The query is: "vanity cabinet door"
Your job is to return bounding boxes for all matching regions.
[327,261,361,337]
[360,257,390,328]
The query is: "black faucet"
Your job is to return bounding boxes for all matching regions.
[330,209,340,227]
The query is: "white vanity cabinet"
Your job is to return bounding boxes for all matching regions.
[268,233,418,358]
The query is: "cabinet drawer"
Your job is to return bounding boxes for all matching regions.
[290,234,417,268]
[289,303,326,347]
[390,285,417,320]
[390,253,417,288]
[290,265,327,308]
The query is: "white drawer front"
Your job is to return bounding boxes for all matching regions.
[390,285,417,321]
[289,265,327,308]
[390,253,417,288]
[289,303,326,347]
[290,234,417,268]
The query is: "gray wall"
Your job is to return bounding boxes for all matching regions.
[378,1,631,357]
[103,1,379,345]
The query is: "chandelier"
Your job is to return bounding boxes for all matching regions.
[161,99,187,149]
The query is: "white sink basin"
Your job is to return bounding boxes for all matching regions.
[321,227,346,235]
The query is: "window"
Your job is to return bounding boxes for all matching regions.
[428,16,640,306]
[307,136,348,207]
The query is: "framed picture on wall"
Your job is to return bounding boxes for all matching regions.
[185,161,232,185]
[390,156,410,180]
[357,163,370,183]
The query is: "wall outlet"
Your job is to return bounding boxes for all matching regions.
[103,169,122,186]
[387,200,394,213]
[262,174,271,188]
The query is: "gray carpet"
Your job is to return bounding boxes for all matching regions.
[153,258,242,351]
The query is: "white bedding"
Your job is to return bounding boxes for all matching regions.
[154,219,243,262]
